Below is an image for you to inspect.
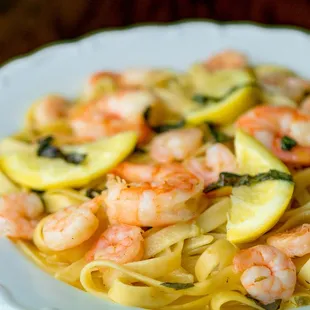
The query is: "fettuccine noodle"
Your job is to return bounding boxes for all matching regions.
[1,49,310,309]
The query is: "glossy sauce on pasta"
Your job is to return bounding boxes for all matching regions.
[1,50,310,309]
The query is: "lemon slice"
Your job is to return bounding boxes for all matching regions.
[227,130,294,243]
[0,132,137,190]
[189,66,255,97]
[186,86,259,125]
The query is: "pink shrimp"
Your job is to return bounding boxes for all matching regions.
[237,106,310,164]
[186,143,237,186]
[203,50,248,72]
[86,224,144,263]
[32,95,70,128]
[69,90,155,143]
[104,162,204,227]
[150,128,204,163]
[300,95,310,114]
[267,224,310,258]
[257,70,310,102]
[233,245,296,305]
[42,196,103,251]
[0,192,44,240]
[87,69,168,91]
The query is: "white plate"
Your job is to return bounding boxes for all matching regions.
[0,21,309,310]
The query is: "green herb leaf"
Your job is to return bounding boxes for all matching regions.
[281,136,297,151]
[207,123,232,143]
[143,107,185,133]
[294,296,310,306]
[85,188,102,199]
[204,170,293,193]
[246,295,281,310]
[192,82,258,105]
[160,282,194,290]
[37,136,87,165]
[65,153,87,165]
[134,147,147,154]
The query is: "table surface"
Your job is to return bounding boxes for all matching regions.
[0,0,310,64]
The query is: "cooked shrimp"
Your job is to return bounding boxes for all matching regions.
[204,50,247,72]
[32,95,70,128]
[150,128,203,163]
[186,143,237,186]
[0,193,44,240]
[237,106,310,164]
[70,90,155,143]
[104,163,204,227]
[42,196,103,251]
[233,245,296,305]
[88,69,168,90]
[257,70,310,102]
[86,224,144,263]
[300,95,310,114]
[267,224,310,257]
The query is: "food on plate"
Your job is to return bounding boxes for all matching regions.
[2,49,310,309]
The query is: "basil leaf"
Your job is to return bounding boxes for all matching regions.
[160,282,194,290]
[281,136,297,151]
[204,169,293,193]
[192,82,258,105]
[246,295,281,310]
[85,188,102,199]
[37,136,87,165]
[64,153,87,165]
[143,107,185,133]
[207,123,232,143]
[294,296,310,306]
[134,147,147,154]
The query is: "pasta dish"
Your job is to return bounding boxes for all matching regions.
[1,50,310,309]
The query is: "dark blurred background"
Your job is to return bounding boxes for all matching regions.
[1,0,309,65]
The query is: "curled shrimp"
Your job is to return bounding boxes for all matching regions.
[86,224,144,263]
[0,192,44,240]
[69,90,155,143]
[88,69,169,91]
[300,95,310,114]
[150,128,203,163]
[267,224,310,258]
[203,50,248,72]
[233,245,296,305]
[237,106,310,164]
[32,95,70,128]
[186,143,237,186]
[257,70,310,102]
[104,162,204,227]
[42,196,103,251]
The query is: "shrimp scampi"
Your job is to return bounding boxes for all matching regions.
[203,50,248,72]
[267,224,310,258]
[233,245,296,305]
[150,128,204,163]
[104,162,204,227]
[86,224,144,263]
[70,90,156,143]
[42,196,103,251]
[237,106,310,164]
[31,95,70,129]
[0,193,44,240]
[186,143,237,186]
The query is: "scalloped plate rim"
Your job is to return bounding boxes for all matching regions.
[0,20,310,310]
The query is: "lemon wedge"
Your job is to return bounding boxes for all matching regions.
[227,130,294,243]
[186,67,259,125]
[0,132,137,190]
[189,66,255,97]
[186,86,258,125]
